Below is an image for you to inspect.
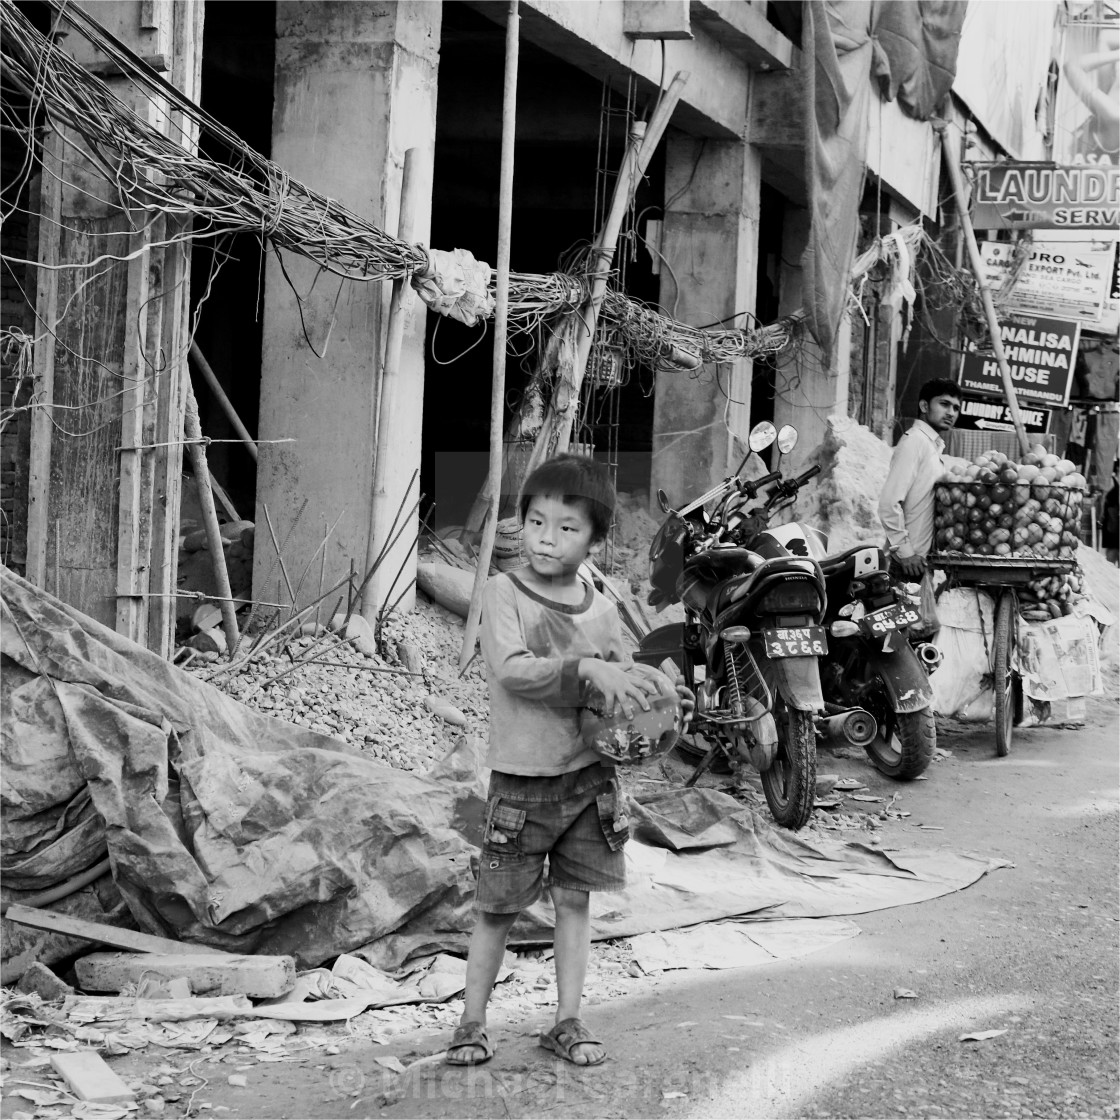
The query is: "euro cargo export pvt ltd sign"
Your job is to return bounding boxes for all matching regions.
[967,162,1119,230]
[959,393,1051,435]
[958,312,1080,408]
[979,240,1111,323]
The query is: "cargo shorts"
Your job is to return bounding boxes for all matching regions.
[474,762,629,914]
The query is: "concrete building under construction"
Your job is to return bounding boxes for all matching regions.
[2,0,1115,655]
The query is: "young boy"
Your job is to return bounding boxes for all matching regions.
[446,454,670,1068]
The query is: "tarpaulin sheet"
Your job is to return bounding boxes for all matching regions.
[2,567,1006,973]
[802,0,965,362]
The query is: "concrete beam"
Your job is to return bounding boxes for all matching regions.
[748,65,804,149]
[626,0,692,41]
[466,0,751,139]
[689,0,794,71]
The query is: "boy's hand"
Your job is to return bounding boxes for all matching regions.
[580,660,655,719]
[675,681,696,728]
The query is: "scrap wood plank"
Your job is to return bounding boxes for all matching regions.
[65,994,253,1023]
[50,1050,134,1103]
[3,904,231,957]
[75,951,295,999]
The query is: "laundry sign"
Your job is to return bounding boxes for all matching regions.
[980,240,1111,323]
[959,312,1080,408]
[968,162,1120,230]
[959,393,1051,435]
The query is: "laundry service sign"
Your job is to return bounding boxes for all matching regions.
[959,312,1080,407]
[968,163,1119,230]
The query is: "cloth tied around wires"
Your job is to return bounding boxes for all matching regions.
[411,247,495,327]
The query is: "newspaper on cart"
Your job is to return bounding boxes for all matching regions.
[1015,609,1104,702]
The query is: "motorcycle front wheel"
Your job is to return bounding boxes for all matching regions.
[760,703,816,829]
[864,706,936,779]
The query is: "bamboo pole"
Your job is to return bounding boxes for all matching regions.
[459,0,520,673]
[935,121,1031,458]
[363,146,428,624]
[463,74,689,532]
[189,342,258,461]
[183,383,239,652]
[526,72,689,472]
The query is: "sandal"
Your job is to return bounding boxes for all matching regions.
[445,1020,493,1066]
[539,1018,605,1066]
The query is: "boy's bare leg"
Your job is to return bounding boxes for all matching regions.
[451,910,519,1061]
[551,885,604,1065]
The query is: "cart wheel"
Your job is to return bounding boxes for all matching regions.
[993,589,1017,757]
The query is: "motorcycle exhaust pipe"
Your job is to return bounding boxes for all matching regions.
[817,708,877,749]
[914,642,943,671]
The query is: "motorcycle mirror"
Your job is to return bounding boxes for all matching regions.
[656,488,672,514]
[776,425,799,455]
[748,421,776,453]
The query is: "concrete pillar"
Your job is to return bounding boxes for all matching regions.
[651,136,762,511]
[255,2,439,620]
[772,206,850,471]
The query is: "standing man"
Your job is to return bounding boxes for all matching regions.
[879,378,962,578]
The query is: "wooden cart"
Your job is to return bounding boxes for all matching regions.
[928,553,1076,757]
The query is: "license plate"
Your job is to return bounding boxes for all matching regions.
[762,626,828,658]
[863,603,921,634]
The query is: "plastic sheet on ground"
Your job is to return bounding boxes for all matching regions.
[628,917,861,972]
[3,567,1007,978]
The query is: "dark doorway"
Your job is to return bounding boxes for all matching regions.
[189,1,275,519]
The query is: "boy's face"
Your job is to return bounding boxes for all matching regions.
[920,393,960,433]
[522,494,600,582]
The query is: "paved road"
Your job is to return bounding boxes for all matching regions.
[18,683,1115,1120]
[370,684,1117,1119]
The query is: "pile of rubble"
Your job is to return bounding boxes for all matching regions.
[184,592,488,773]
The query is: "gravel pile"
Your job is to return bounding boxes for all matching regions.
[186,593,489,773]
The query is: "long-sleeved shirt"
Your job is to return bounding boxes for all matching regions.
[480,571,629,776]
[878,419,945,559]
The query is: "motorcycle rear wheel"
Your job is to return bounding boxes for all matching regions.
[760,704,816,829]
[864,707,935,779]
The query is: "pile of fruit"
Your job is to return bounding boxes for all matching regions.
[933,445,1086,560]
[1017,567,1086,621]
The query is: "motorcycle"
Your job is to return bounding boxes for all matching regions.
[636,422,827,829]
[812,538,940,778]
[691,423,942,781]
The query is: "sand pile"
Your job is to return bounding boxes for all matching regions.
[610,489,662,592]
[796,413,893,550]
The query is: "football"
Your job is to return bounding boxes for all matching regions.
[580,662,682,764]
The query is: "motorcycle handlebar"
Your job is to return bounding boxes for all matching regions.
[742,470,781,495]
[792,464,821,487]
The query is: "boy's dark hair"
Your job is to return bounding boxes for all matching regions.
[918,378,963,406]
[519,454,615,542]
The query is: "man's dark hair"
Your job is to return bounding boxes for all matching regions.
[519,454,615,542]
[918,378,963,406]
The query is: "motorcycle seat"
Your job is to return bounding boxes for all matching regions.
[819,544,887,577]
[677,549,764,616]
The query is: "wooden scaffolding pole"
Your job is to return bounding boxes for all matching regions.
[463,73,688,532]
[189,342,258,461]
[459,0,520,672]
[362,146,428,623]
[528,72,688,471]
[183,383,239,652]
[936,121,1031,457]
